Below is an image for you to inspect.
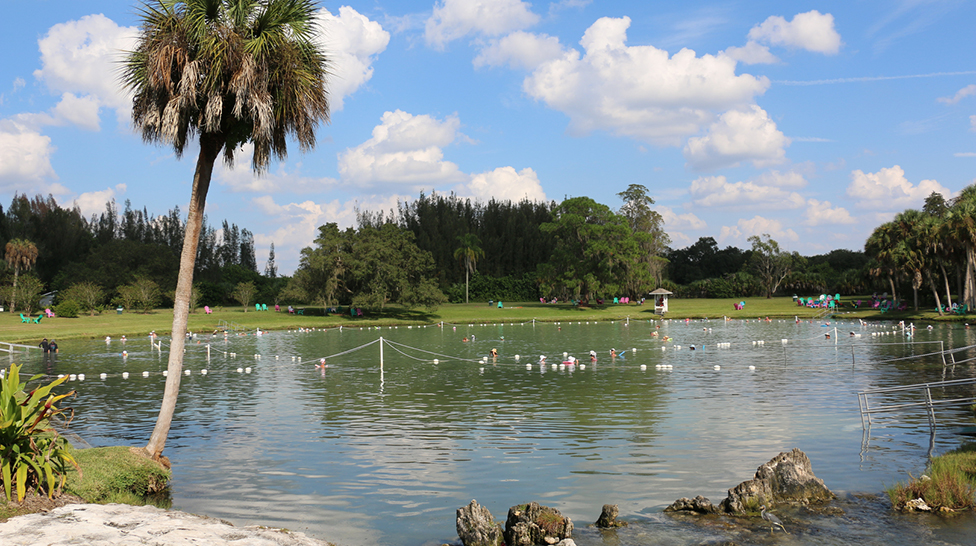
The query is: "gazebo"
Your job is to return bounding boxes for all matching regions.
[649,288,673,315]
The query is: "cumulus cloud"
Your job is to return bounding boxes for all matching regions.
[683,105,790,170]
[846,165,952,210]
[971,114,976,131]
[474,31,565,70]
[522,16,770,145]
[721,41,779,65]
[461,166,546,202]
[747,10,842,55]
[689,174,804,208]
[655,205,707,230]
[14,93,102,131]
[33,14,138,122]
[425,0,539,49]
[216,143,341,193]
[72,184,127,218]
[937,84,976,105]
[0,120,58,190]
[719,216,799,244]
[338,110,467,187]
[315,6,389,111]
[803,198,855,226]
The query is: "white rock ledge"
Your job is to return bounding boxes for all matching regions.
[0,503,334,545]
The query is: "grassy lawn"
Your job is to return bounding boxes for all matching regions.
[3,297,970,344]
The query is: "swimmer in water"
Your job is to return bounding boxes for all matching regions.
[490,348,498,358]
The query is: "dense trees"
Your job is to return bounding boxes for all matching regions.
[288,221,446,311]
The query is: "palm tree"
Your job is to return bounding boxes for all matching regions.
[4,239,38,313]
[121,0,330,461]
[946,186,976,308]
[454,233,484,303]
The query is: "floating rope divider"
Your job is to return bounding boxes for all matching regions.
[382,338,485,363]
[380,336,384,380]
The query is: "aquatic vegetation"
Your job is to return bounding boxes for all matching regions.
[887,444,976,511]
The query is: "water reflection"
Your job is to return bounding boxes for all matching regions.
[19,319,976,545]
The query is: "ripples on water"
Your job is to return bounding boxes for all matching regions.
[24,318,976,545]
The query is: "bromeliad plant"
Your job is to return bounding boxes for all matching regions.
[0,363,78,502]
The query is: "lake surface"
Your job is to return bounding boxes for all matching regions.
[22,318,976,545]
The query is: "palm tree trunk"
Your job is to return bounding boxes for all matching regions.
[465,267,469,304]
[144,134,222,460]
[9,268,17,313]
[941,263,953,308]
[929,274,943,315]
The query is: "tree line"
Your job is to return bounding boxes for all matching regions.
[864,186,976,314]
[0,194,273,315]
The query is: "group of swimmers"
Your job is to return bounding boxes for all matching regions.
[38,338,58,353]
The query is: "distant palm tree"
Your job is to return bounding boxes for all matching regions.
[121,0,330,461]
[454,234,484,303]
[4,239,38,312]
[946,187,976,308]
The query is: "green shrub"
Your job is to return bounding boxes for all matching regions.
[886,443,976,510]
[65,446,171,506]
[0,364,77,502]
[54,300,81,318]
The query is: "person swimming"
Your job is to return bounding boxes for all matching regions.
[490,348,498,358]
[589,350,597,361]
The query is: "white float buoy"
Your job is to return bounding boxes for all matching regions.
[100,373,107,380]
[748,365,756,371]
[526,363,532,369]
[78,374,85,381]
[185,370,191,375]
[433,359,439,364]
[640,364,647,370]
[122,372,129,379]
[714,365,721,370]
[514,354,520,360]
[163,370,168,377]
[201,369,208,375]
[237,368,243,373]
[69,374,77,381]
[632,348,636,353]
[245,367,252,373]
[580,364,585,370]
[142,371,149,377]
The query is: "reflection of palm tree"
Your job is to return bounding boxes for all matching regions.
[454,234,484,303]
[5,239,38,313]
[122,0,330,460]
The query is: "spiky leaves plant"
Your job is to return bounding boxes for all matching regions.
[0,364,78,502]
[121,0,330,460]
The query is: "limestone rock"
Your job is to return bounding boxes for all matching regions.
[594,504,627,527]
[719,448,834,515]
[456,500,503,546]
[663,495,718,514]
[504,502,573,546]
[903,498,932,512]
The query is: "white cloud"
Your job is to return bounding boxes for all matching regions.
[315,6,390,111]
[0,120,58,190]
[683,105,790,170]
[474,31,565,70]
[689,174,804,208]
[33,14,138,117]
[522,16,770,145]
[721,41,779,65]
[217,143,340,193]
[337,110,467,187]
[747,10,842,55]
[425,0,539,49]
[803,198,855,226]
[971,115,976,131]
[461,166,546,202]
[752,169,807,189]
[846,165,952,210]
[655,205,706,230]
[15,93,102,131]
[956,152,976,157]
[719,216,798,244]
[72,184,127,218]
[937,84,976,105]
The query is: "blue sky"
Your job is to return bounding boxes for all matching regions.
[1,0,974,274]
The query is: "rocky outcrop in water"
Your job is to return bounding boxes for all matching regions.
[663,495,718,514]
[504,502,573,546]
[719,448,834,515]
[456,500,503,546]
[666,448,834,517]
[594,504,627,527]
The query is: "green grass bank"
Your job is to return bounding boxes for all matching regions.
[5,297,972,344]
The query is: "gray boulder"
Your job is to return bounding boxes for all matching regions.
[504,502,573,546]
[663,495,718,514]
[456,499,503,546]
[719,448,834,515]
[594,504,627,527]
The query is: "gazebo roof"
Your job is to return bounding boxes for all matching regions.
[649,288,673,295]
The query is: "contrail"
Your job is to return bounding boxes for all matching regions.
[775,71,976,86]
